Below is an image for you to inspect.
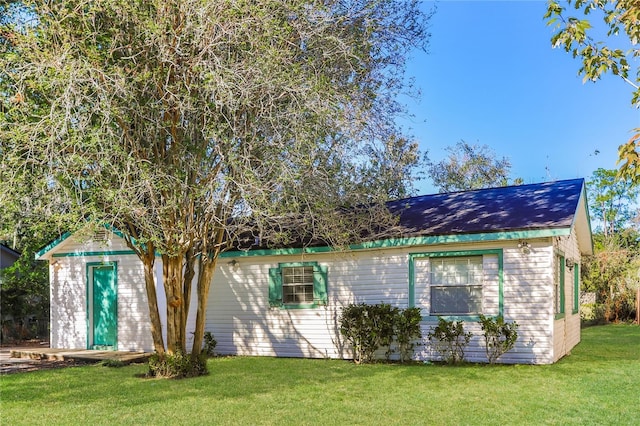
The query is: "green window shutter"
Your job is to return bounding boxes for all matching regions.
[313,264,328,305]
[560,257,565,315]
[573,263,580,314]
[268,267,282,307]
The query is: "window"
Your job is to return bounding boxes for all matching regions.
[555,255,565,318]
[268,262,328,308]
[430,256,483,315]
[282,266,314,304]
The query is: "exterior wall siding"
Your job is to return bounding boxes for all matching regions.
[552,229,582,362]
[207,240,561,364]
[47,231,581,364]
[50,256,87,349]
[48,234,154,351]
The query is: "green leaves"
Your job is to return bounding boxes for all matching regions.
[2,0,432,358]
[427,317,472,364]
[478,315,518,364]
[587,168,638,238]
[425,140,519,193]
[545,1,640,176]
[617,132,640,185]
[339,303,423,364]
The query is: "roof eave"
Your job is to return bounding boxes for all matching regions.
[35,232,72,261]
[572,183,594,256]
[221,227,572,258]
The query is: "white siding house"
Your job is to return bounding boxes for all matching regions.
[37,178,593,364]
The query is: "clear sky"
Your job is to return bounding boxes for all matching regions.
[399,0,640,195]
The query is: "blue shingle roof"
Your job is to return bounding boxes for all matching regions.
[387,178,585,237]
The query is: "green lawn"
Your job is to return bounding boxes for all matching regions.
[1,325,638,425]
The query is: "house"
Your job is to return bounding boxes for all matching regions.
[0,244,21,289]
[0,244,21,271]
[36,178,592,364]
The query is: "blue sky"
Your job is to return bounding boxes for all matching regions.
[399,1,640,195]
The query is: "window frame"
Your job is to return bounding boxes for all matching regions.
[429,256,484,316]
[282,265,315,304]
[268,262,328,309]
[409,249,504,321]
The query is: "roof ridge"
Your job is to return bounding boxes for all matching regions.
[390,177,585,204]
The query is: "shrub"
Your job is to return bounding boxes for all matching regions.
[393,307,423,363]
[339,303,423,364]
[478,315,518,364]
[203,331,217,357]
[339,303,397,364]
[604,289,637,323]
[581,303,607,326]
[147,350,208,379]
[427,317,472,364]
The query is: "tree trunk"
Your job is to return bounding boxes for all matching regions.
[182,248,196,351]
[191,227,226,356]
[191,256,217,356]
[163,254,186,354]
[124,235,166,354]
[142,256,166,353]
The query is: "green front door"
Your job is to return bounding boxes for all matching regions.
[90,264,117,349]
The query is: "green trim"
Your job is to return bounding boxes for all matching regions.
[268,262,328,309]
[221,228,569,259]
[555,254,566,319]
[424,315,482,322]
[39,226,571,261]
[409,249,504,320]
[35,232,72,259]
[86,261,118,351]
[36,223,143,260]
[53,250,136,258]
[572,263,580,314]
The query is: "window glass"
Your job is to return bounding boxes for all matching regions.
[430,257,483,315]
[282,266,314,304]
[268,262,328,308]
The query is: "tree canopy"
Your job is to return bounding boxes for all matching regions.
[587,168,638,239]
[0,0,431,370]
[425,140,522,193]
[583,169,639,324]
[545,0,640,184]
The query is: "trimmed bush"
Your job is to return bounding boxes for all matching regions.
[478,315,518,364]
[339,303,396,364]
[394,307,423,363]
[427,317,471,364]
[339,303,423,364]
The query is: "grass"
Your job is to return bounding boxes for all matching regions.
[1,324,638,425]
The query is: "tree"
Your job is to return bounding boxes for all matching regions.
[0,0,431,370]
[545,1,640,184]
[0,243,48,342]
[587,168,639,240]
[425,140,522,193]
[581,231,640,323]
[582,168,639,323]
